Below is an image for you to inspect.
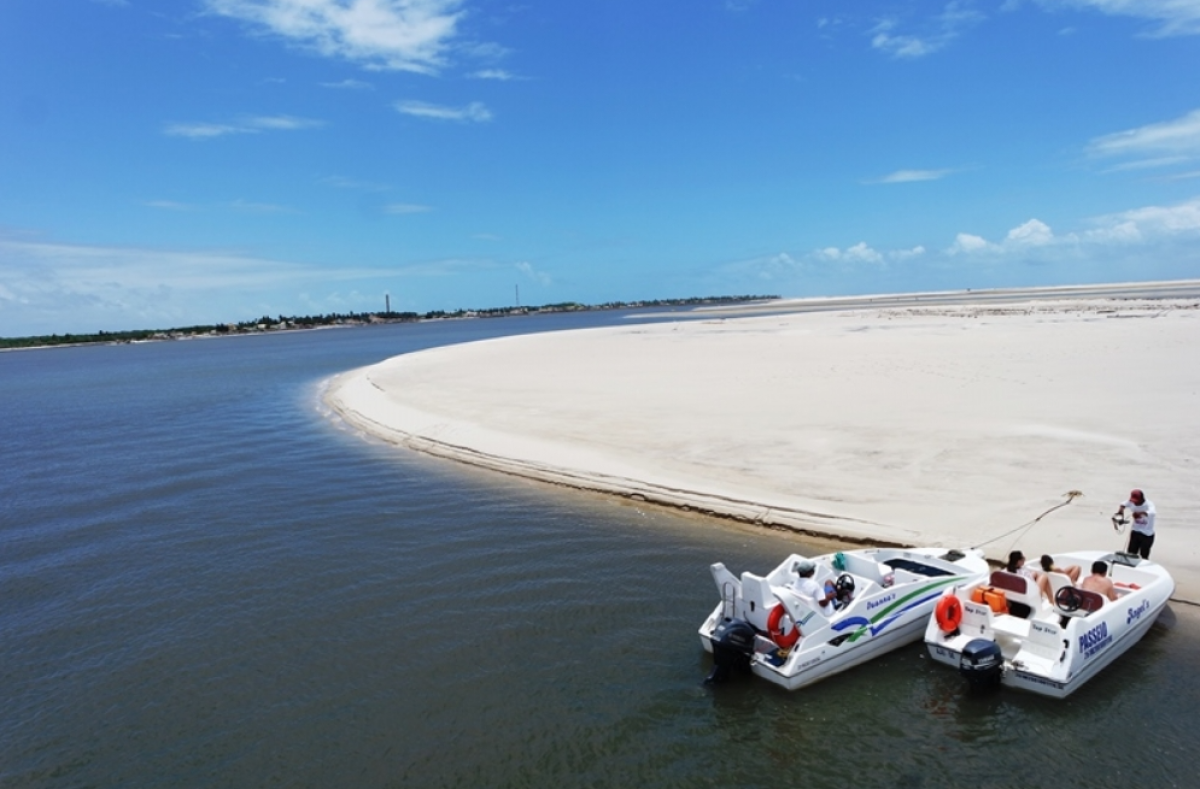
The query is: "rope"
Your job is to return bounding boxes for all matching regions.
[975,490,1084,550]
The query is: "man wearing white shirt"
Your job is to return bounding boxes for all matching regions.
[1115,488,1156,559]
[792,559,836,616]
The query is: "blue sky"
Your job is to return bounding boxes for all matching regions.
[2,0,1200,335]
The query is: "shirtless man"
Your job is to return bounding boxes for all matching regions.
[1080,560,1118,602]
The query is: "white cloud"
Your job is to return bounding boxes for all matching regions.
[844,242,885,264]
[813,243,884,265]
[319,78,374,89]
[1005,218,1055,246]
[890,245,927,260]
[1086,109,1200,165]
[164,122,248,139]
[945,198,1200,255]
[0,236,503,334]
[874,168,953,184]
[1164,169,1200,181]
[205,0,466,74]
[1094,197,1200,234]
[394,100,492,122]
[1103,156,1191,172]
[163,114,323,139]
[947,232,997,255]
[516,261,551,286]
[247,114,324,130]
[469,69,517,80]
[719,252,803,281]
[1044,0,1200,36]
[870,3,986,58]
[871,23,938,58]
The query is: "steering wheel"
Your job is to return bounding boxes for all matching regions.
[834,573,856,596]
[1055,585,1083,613]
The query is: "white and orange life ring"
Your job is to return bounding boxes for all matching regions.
[767,603,801,648]
[935,594,963,633]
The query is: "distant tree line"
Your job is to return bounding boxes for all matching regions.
[0,295,778,350]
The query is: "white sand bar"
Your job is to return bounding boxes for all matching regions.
[326,289,1200,602]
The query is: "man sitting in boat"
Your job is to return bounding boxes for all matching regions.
[791,559,838,615]
[1080,560,1118,602]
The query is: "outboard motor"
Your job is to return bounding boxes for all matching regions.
[705,619,757,684]
[958,638,1003,688]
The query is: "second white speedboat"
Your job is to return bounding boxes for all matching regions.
[923,550,1174,698]
[699,547,989,690]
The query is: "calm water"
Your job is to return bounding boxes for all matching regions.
[2,312,1197,789]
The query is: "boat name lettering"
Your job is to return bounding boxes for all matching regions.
[1078,622,1112,659]
[1030,621,1057,636]
[867,594,896,611]
[1016,672,1065,690]
[1126,600,1151,625]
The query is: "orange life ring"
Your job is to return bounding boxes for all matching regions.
[767,603,801,648]
[935,594,963,633]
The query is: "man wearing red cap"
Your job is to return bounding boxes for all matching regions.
[1115,489,1156,559]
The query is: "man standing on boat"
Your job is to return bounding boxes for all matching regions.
[792,560,836,616]
[1115,489,1156,559]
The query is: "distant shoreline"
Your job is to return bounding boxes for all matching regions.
[0,294,777,352]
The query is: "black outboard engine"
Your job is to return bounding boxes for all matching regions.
[958,638,1003,688]
[705,619,757,684]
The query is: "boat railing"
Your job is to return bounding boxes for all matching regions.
[720,580,738,621]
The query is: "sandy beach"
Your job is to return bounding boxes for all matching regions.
[326,286,1200,602]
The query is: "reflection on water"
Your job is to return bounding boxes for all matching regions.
[1,318,1198,789]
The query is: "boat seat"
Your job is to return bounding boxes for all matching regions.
[834,553,887,585]
[1045,572,1073,598]
[989,614,1029,640]
[1018,618,1066,661]
[1057,588,1107,618]
[739,573,776,631]
[989,571,1043,617]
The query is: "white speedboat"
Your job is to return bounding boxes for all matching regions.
[699,547,989,690]
[923,550,1174,698]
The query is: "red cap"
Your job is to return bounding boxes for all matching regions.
[1130,489,1144,501]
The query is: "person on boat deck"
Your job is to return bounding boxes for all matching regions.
[1080,560,1118,602]
[1007,550,1053,601]
[791,559,836,616]
[1039,554,1082,584]
[1115,489,1156,559]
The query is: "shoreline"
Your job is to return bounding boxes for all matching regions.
[325,285,1200,603]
